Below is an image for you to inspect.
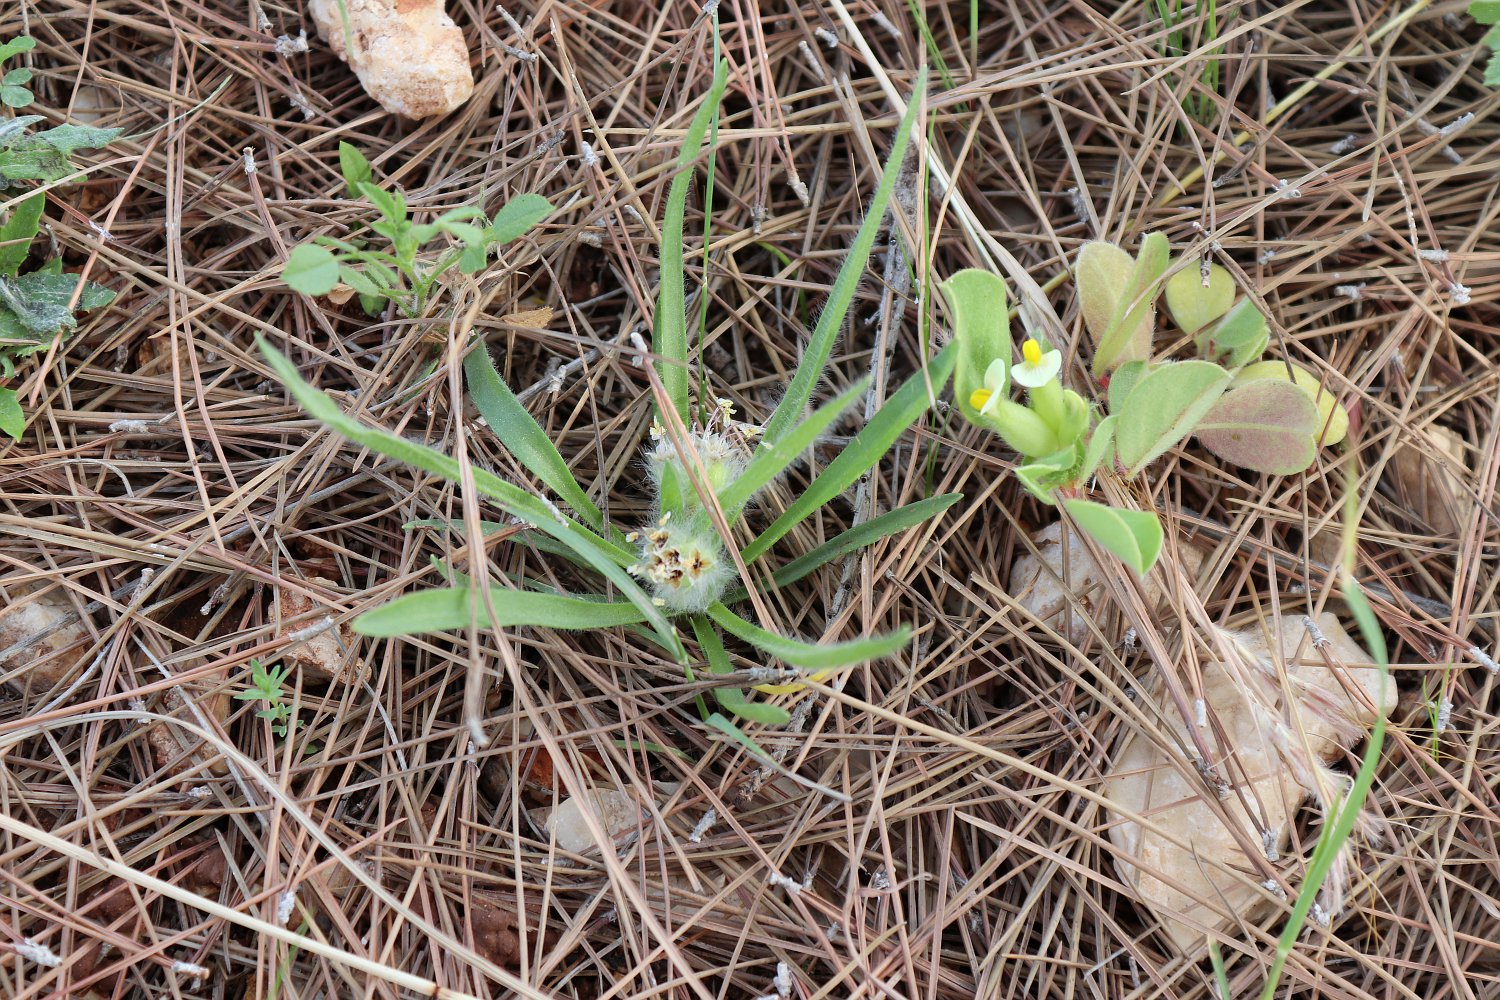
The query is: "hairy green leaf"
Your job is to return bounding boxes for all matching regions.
[464,343,603,529]
[1195,297,1268,368]
[1195,377,1318,475]
[1114,360,1231,474]
[691,616,790,725]
[744,343,955,562]
[762,75,927,446]
[653,59,729,423]
[1062,498,1163,575]
[718,377,867,518]
[721,493,962,603]
[354,586,646,637]
[705,712,771,759]
[940,268,1011,424]
[257,338,685,660]
[1107,359,1148,413]
[707,602,911,670]
[1075,241,1131,349]
[1079,414,1117,481]
[1164,258,1234,335]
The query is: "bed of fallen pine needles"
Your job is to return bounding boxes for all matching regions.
[2,0,1499,998]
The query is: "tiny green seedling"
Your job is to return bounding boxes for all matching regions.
[0,36,36,109]
[235,659,294,738]
[946,235,1349,573]
[0,36,121,439]
[262,65,954,749]
[280,141,552,317]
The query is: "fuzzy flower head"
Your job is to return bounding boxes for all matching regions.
[1011,338,1062,389]
[646,430,749,496]
[631,516,733,613]
[967,358,1008,415]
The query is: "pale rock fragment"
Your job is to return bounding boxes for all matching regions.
[539,782,679,854]
[273,578,366,685]
[1104,612,1394,953]
[145,672,231,780]
[1010,520,1205,644]
[0,585,90,697]
[307,0,474,119]
[1389,424,1472,535]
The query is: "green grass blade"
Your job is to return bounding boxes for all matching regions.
[1257,582,1389,1000]
[690,615,791,725]
[706,602,911,671]
[259,338,684,660]
[354,587,646,637]
[705,712,770,759]
[761,75,927,448]
[463,344,604,529]
[654,58,728,423]
[406,518,509,535]
[1208,941,1231,999]
[744,343,955,563]
[721,493,962,602]
[718,377,868,517]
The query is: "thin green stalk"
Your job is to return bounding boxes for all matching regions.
[1257,463,1389,1000]
[695,14,722,426]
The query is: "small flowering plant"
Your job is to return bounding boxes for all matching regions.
[261,65,954,746]
[946,233,1351,574]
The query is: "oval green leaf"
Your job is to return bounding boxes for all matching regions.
[1062,498,1163,575]
[282,244,340,296]
[1115,360,1232,474]
[1164,258,1235,335]
[1195,377,1319,475]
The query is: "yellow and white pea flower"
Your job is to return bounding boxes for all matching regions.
[1011,338,1062,389]
[967,358,1008,415]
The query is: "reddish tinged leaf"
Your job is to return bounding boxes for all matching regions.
[1196,378,1318,475]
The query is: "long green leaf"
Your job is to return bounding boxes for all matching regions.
[464,344,604,529]
[257,338,684,660]
[718,377,868,517]
[722,493,962,602]
[653,59,728,423]
[705,712,770,759]
[761,75,928,447]
[744,343,955,563]
[1258,578,1388,1000]
[690,615,790,725]
[706,602,910,671]
[354,586,646,637]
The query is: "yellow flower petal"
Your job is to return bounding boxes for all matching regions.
[969,388,993,411]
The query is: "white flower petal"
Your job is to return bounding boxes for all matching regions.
[982,358,1007,391]
[1012,350,1062,388]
